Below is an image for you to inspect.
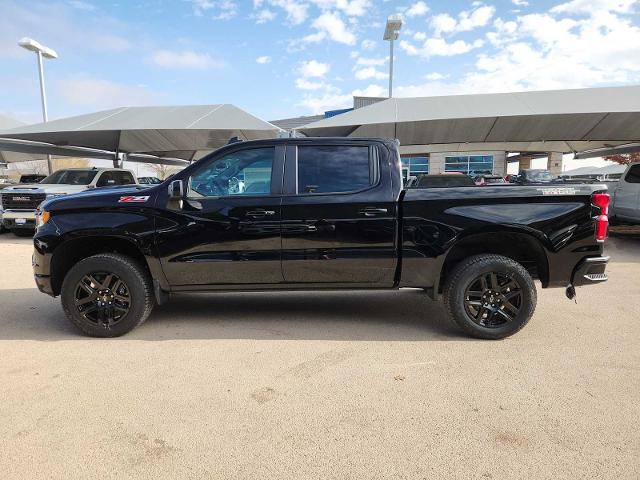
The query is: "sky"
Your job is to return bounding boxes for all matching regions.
[1,0,639,173]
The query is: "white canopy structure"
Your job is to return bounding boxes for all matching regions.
[298,85,640,155]
[0,105,283,165]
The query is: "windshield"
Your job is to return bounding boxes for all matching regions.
[41,170,98,185]
[524,170,556,182]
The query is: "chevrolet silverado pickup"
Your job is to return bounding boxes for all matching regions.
[32,138,610,339]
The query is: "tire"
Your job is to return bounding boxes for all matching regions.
[60,253,154,337]
[443,254,537,340]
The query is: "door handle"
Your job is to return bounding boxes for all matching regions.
[246,209,276,218]
[359,207,388,217]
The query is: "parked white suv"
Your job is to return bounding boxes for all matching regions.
[610,162,640,224]
[1,168,137,235]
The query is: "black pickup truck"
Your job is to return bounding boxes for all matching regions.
[32,138,610,339]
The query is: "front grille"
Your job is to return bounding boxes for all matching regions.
[1,192,46,210]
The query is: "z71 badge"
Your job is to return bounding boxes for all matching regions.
[118,195,150,203]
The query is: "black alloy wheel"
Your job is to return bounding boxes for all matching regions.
[463,272,522,328]
[74,272,131,329]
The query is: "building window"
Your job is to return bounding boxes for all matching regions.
[445,155,493,176]
[401,156,429,181]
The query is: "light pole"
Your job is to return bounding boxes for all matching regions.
[383,15,402,98]
[18,37,58,174]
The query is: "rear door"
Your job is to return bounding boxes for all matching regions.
[280,142,397,286]
[613,164,640,221]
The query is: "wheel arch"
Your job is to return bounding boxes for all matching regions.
[438,229,549,293]
[50,235,151,296]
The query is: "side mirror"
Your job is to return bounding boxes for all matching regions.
[168,179,184,199]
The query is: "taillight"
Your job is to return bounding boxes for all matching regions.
[592,192,610,215]
[592,192,610,242]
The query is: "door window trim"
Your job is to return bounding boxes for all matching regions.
[185,144,285,200]
[283,143,381,197]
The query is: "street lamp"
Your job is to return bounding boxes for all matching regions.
[18,37,58,174]
[383,15,402,98]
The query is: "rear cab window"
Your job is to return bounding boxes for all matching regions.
[296,145,376,194]
[97,171,136,187]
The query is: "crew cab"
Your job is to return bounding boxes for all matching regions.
[2,167,137,235]
[32,138,610,339]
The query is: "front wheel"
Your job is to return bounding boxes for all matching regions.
[443,255,537,340]
[60,253,154,337]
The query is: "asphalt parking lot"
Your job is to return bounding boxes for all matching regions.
[0,230,638,479]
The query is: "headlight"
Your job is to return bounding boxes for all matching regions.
[36,209,50,228]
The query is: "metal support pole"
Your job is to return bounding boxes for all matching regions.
[388,38,394,98]
[36,51,53,175]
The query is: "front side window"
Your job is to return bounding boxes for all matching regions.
[189,147,274,197]
[297,146,372,194]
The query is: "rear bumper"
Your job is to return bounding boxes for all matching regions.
[572,256,609,286]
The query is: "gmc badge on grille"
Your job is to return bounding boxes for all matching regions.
[12,196,31,201]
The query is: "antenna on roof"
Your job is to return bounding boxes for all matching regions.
[226,136,243,145]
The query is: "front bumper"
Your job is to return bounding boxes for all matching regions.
[2,210,37,229]
[572,256,609,286]
[32,237,55,296]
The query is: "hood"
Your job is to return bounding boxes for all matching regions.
[42,184,155,210]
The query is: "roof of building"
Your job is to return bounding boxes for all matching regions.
[299,85,640,154]
[270,114,324,131]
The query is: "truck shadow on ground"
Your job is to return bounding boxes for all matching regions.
[0,288,465,342]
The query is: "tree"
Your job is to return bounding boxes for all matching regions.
[149,163,182,180]
[604,152,640,165]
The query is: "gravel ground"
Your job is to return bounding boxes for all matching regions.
[0,231,638,479]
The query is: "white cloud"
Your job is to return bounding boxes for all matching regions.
[361,39,376,50]
[150,50,223,69]
[308,0,372,16]
[253,8,277,23]
[298,83,385,114]
[189,0,237,19]
[431,4,495,36]
[400,37,484,57]
[406,1,429,17]
[354,67,388,80]
[56,77,155,109]
[256,55,271,64]
[511,0,529,6]
[355,56,387,66]
[256,0,309,24]
[298,59,330,77]
[68,0,96,10]
[295,78,325,90]
[309,11,357,45]
[413,31,427,41]
[396,3,640,97]
[551,0,637,14]
[424,72,447,80]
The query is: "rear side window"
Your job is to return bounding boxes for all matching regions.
[297,146,373,194]
[625,165,640,184]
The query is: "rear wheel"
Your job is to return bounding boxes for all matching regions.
[443,254,536,340]
[60,253,154,337]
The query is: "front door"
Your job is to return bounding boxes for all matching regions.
[280,142,397,286]
[156,145,284,288]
